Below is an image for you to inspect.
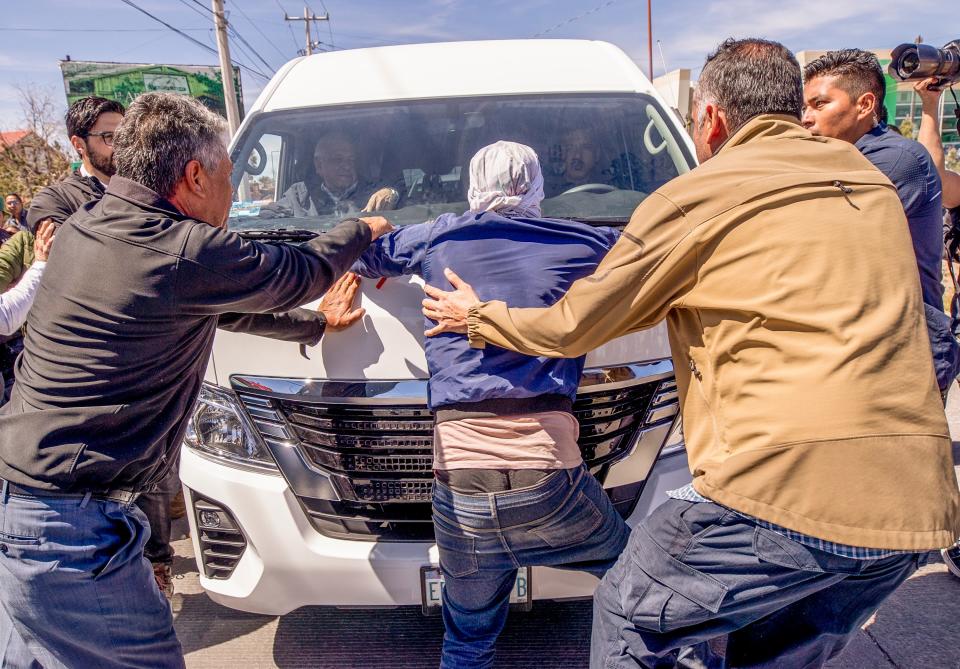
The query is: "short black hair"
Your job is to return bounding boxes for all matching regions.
[803,49,886,114]
[65,96,125,140]
[697,38,804,134]
[5,193,21,202]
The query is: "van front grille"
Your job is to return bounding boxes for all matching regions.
[233,363,679,541]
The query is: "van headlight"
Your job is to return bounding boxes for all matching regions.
[184,382,278,471]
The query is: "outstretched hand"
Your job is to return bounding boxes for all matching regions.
[33,220,55,262]
[320,272,365,331]
[422,268,480,337]
[359,215,395,241]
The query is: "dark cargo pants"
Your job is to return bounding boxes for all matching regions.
[591,499,921,669]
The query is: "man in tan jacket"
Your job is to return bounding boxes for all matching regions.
[422,37,960,668]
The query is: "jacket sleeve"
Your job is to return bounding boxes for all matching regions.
[0,232,31,292]
[26,185,73,229]
[217,308,326,345]
[0,260,44,336]
[175,218,372,316]
[352,222,431,278]
[465,192,698,357]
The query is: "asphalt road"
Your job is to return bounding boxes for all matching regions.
[172,398,960,668]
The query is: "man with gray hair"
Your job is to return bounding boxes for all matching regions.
[353,140,629,668]
[422,39,959,667]
[0,92,391,667]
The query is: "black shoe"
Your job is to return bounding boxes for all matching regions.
[942,542,960,579]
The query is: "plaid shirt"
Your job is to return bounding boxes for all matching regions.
[667,484,912,560]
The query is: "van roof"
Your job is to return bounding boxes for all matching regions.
[254,39,654,113]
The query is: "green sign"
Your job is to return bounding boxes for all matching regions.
[877,58,899,126]
[59,60,243,119]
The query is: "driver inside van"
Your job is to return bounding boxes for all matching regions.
[547,127,607,195]
[279,132,400,217]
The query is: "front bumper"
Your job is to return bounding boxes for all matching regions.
[179,443,690,615]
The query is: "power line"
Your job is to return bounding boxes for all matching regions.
[0,27,209,32]
[177,0,276,75]
[118,0,219,55]
[228,25,276,74]
[174,0,211,22]
[316,0,334,50]
[228,26,275,76]
[283,6,330,56]
[186,0,213,14]
[532,0,620,38]
[274,0,301,52]
[116,0,270,82]
[230,0,290,65]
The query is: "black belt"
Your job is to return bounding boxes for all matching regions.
[0,478,139,505]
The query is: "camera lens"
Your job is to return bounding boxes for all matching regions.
[899,51,920,77]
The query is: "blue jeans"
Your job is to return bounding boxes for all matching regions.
[432,464,631,669]
[0,487,184,668]
[591,499,922,669]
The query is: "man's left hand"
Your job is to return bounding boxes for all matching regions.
[422,268,480,337]
[320,272,365,331]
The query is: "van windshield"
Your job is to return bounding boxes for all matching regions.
[229,94,694,232]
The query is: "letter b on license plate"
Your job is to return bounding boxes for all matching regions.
[420,566,532,615]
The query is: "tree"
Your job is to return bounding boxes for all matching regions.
[946,146,959,174]
[898,117,916,139]
[0,85,72,204]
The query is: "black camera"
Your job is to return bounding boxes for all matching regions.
[889,40,960,90]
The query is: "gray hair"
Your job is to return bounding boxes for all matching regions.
[696,38,803,135]
[113,93,228,198]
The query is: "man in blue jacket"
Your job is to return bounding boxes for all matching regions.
[802,49,960,392]
[354,141,629,669]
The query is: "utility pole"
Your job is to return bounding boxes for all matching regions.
[211,0,241,136]
[284,7,330,56]
[647,0,653,81]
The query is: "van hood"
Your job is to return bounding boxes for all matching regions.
[206,275,671,385]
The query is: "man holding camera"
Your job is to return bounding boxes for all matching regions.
[802,51,956,396]
[915,79,960,209]
[915,76,960,578]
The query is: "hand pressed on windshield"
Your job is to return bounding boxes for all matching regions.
[422,268,480,336]
[320,272,365,331]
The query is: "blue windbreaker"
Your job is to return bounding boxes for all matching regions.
[352,211,619,410]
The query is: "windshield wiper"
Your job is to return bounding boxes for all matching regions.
[236,228,319,242]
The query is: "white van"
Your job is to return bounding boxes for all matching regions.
[179,39,694,615]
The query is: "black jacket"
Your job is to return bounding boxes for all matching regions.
[26,170,106,229]
[0,176,371,492]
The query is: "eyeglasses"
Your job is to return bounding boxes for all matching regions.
[85,131,115,147]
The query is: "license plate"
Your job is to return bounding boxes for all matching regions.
[420,566,533,615]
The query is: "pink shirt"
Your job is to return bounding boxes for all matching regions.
[433,411,582,470]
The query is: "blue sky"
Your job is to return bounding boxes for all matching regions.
[1,0,956,131]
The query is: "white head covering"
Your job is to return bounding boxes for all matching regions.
[467,141,545,218]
